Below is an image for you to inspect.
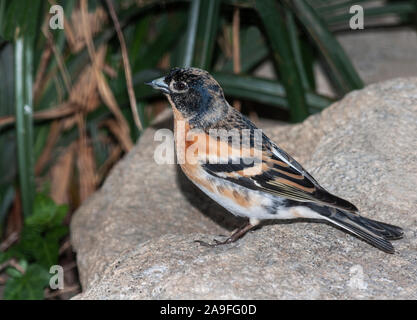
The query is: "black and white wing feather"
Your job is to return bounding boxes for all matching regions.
[202,131,359,212]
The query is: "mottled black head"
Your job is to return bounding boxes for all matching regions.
[146,67,227,126]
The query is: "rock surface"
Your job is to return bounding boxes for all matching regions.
[71,78,417,299]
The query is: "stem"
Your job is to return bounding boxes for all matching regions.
[15,36,35,217]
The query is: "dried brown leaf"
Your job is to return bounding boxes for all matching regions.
[35,120,62,175]
[33,45,52,104]
[80,0,133,149]
[101,118,133,152]
[106,0,143,131]
[0,102,77,127]
[76,114,98,202]
[66,5,107,53]
[42,25,72,94]
[50,143,75,205]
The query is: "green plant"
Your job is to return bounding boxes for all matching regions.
[0,193,68,299]
[1,0,43,218]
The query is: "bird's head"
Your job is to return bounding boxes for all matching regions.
[146,67,227,125]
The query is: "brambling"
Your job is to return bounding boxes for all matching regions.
[146,67,403,253]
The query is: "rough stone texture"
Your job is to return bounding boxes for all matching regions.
[71,78,417,299]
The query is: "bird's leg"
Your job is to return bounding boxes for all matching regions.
[213,221,256,245]
[195,218,260,247]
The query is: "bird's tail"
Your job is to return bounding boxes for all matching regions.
[307,203,404,254]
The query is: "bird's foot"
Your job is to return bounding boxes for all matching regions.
[195,220,259,248]
[194,236,232,247]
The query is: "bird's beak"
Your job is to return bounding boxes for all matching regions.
[145,77,170,94]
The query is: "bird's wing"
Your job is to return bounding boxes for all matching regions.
[202,139,358,212]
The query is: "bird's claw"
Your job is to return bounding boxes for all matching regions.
[194,236,232,247]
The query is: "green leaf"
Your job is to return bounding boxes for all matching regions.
[6,266,23,278]
[15,36,35,218]
[16,223,68,269]
[2,0,43,41]
[26,193,68,229]
[0,185,14,226]
[4,263,50,300]
[184,0,221,69]
[128,15,151,69]
[213,72,332,112]
[33,124,50,164]
[183,0,201,67]
[5,259,27,278]
[285,9,311,90]
[283,0,363,93]
[133,11,187,73]
[221,26,269,73]
[192,0,221,69]
[0,43,14,115]
[299,38,316,91]
[2,193,69,269]
[256,0,309,122]
[0,251,6,263]
[18,230,58,268]
[0,0,6,38]
[0,44,18,206]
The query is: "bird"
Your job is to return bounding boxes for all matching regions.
[146,67,404,254]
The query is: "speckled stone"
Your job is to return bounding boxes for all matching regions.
[71,78,417,299]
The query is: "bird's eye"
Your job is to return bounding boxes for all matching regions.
[174,81,188,91]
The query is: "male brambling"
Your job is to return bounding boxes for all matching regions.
[146,67,403,253]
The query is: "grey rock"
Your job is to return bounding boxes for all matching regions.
[72,78,417,299]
